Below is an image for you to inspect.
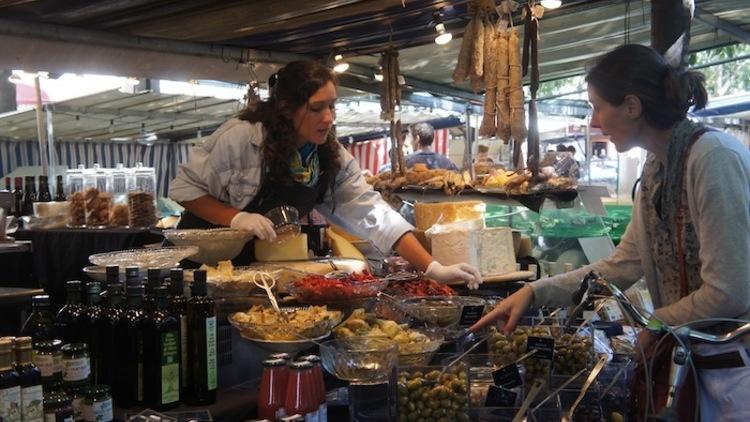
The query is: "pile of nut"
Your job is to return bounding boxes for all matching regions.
[128,191,156,227]
[68,191,86,226]
[84,188,112,227]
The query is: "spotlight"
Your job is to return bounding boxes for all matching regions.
[333,54,349,73]
[433,10,453,45]
[540,0,562,9]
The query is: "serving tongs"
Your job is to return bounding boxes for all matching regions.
[561,355,608,422]
[252,271,284,317]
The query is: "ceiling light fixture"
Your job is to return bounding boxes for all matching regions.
[540,0,562,9]
[433,10,453,45]
[374,66,384,82]
[333,54,349,73]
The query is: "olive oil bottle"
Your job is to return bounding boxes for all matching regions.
[143,269,162,312]
[167,268,188,396]
[54,281,85,344]
[185,270,217,405]
[13,337,43,422]
[114,285,145,407]
[125,267,140,287]
[83,282,105,385]
[99,283,124,388]
[20,295,54,343]
[0,338,21,422]
[142,286,180,410]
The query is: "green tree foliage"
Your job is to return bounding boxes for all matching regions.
[689,44,750,97]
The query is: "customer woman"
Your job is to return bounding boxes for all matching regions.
[472,45,750,421]
[169,60,481,288]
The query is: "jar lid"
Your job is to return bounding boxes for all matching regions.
[289,361,313,370]
[262,358,287,368]
[13,337,32,350]
[86,385,110,397]
[298,355,321,364]
[61,343,88,353]
[67,385,90,396]
[44,391,72,407]
[33,339,62,351]
[268,353,291,361]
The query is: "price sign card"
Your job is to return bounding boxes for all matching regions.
[458,305,485,327]
[526,336,555,360]
[485,385,518,407]
[492,363,523,389]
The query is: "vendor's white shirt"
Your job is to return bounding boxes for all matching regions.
[170,118,414,253]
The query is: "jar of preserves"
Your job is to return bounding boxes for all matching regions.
[67,385,87,421]
[83,385,112,422]
[61,343,90,388]
[33,339,63,386]
[43,390,74,422]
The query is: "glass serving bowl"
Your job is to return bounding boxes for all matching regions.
[287,277,388,304]
[264,205,300,241]
[394,329,445,366]
[398,295,487,328]
[237,331,330,355]
[319,337,398,385]
[164,228,253,265]
[228,306,343,341]
[89,246,198,268]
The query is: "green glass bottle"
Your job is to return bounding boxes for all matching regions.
[143,286,180,410]
[124,267,140,288]
[84,282,104,386]
[143,269,162,313]
[54,281,85,344]
[13,337,43,422]
[113,285,145,407]
[185,270,217,405]
[0,338,21,422]
[167,268,188,396]
[99,283,124,388]
[20,295,54,343]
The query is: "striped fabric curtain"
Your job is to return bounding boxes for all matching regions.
[0,140,195,198]
[344,128,450,175]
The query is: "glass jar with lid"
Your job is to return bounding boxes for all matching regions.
[43,390,74,422]
[83,385,112,422]
[128,163,157,228]
[61,343,90,388]
[109,164,130,227]
[33,339,63,386]
[65,165,85,196]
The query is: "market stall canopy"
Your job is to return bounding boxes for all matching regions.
[0,0,748,104]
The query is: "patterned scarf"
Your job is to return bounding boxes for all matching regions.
[290,143,320,187]
[640,119,704,304]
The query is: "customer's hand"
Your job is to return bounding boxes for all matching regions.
[425,261,483,290]
[470,284,534,334]
[230,212,276,241]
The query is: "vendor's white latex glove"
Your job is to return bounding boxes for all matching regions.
[230,212,276,241]
[425,261,483,290]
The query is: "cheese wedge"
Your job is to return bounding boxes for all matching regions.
[254,233,309,261]
[326,228,366,261]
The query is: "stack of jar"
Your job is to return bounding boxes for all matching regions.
[258,354,328,422]
[65,163,158,229]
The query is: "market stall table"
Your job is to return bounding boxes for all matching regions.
[12,227,164,308]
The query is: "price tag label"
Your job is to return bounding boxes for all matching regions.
[527,336,555,360]
[492,363,523,389]
[458,305,485,327]
[485,385,518,407]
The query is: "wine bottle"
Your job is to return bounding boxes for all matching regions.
[13,337,43,422]
[37,176,52,203]
[0,338,21,422]
[54,175,66,202]
[54,281,85,344]
[12,177,23,218]
[167,268,188,396]
[83,282,104,385]
[20,295,54,343]
[125,267,140,288]
[142,286,180,410]
[185,270,217,405]
[22,176,36,216]
[113,285,144,407]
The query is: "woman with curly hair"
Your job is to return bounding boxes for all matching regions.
[170,60,481,287]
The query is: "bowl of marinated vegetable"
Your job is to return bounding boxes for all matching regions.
[287,271,388,304]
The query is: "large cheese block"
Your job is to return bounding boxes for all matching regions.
[430,227,516,277]
[414,201,486,231]
[325,228,366,261]
[254,233,309,261]
[477,227,516,276]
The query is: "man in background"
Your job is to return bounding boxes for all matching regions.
[405,122,458,170]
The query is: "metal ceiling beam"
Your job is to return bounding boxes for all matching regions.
[694,7,750,45]
[49,104,228,123]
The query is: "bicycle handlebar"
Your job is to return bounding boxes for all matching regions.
[580,273,750,345]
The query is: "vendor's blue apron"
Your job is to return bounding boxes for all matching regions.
[175,167,331,266]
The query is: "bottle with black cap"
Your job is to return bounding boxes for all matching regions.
[13,337,43,422]
[55,281,86,344]
[105,266,120,287]
[124,267,140,287]
[83,282,105,385]
[167,268,188,396]
[20,295,55,342]
[113,285,145,407]
[99,283,124,387]
[185,269,217,405]
[143,268,162,312]
[143,286,180,410]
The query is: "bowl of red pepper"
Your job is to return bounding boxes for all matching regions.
[287,271,389,304]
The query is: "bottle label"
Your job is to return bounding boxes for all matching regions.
[34,354,55,377]
[21,384,43,422]
[63,357,90,382]
[161,331,180,404]
[83,398,112,422]
[180,315,188,389]
[206,316,217,390]
[71,395,84,421]
[53,353,63,376]
[0,386,21,422]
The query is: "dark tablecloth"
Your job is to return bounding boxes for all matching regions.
[12,228,164,309]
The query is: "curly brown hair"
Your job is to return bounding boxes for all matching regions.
[237,60,341,185]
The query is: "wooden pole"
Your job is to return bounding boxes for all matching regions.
[651,0,695,68]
